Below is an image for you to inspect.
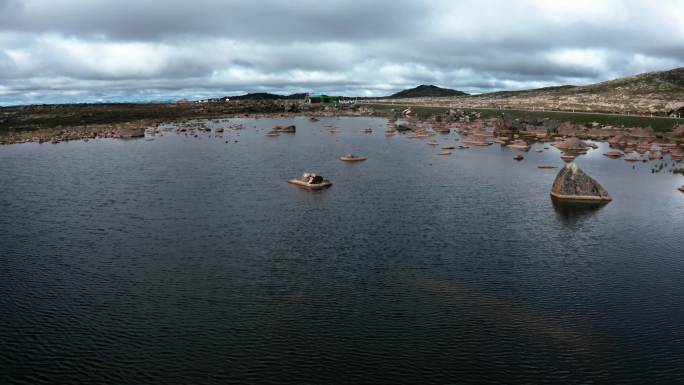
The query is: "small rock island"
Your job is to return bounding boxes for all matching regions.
[550,163,612,203]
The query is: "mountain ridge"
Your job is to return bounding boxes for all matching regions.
[377,67,684,116]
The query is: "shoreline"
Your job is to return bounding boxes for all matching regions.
[0,101,378,145]
[1,101,683,153]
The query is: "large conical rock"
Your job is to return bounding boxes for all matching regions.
[550,163,612,203]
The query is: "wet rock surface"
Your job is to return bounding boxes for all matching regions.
[274,124,296,133]
[550,163,612,202]
[555,137,590,151]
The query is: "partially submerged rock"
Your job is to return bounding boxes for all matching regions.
[603,151,624,158]
[274,125,296,133]
[396,123,415,132]
[608,134,627,147]
[340,154,367,162]
[550,163,612,203]
[554,137,589,151]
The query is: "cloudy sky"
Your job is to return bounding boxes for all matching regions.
[1,0,683,105]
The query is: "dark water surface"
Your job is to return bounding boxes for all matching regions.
[1,116,684,384]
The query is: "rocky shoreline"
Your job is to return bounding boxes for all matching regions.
[2,102,682,199]
[2,101,684,157]
[0,100,375,145]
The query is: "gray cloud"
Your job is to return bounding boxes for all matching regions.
[0,0,425,41]
[1,0,683,104]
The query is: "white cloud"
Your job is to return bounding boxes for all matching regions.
[0,0,683,104]
[628,54,682,74]
[545,49,610,74]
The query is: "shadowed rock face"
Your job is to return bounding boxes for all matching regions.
[550,163,612,203]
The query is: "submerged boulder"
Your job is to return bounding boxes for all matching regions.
[396,123,416,132]
[550,163,612,203]
[274,125,296,133]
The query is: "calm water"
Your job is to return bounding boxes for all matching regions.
[1,116,684,384]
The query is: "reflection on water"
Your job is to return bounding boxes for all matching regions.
[552,199,607,222]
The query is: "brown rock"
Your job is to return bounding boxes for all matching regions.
[555,137,590,151]
[608,134,627,146]
[550,163,612,203]
[672,124,684,138]
[557,122,580,136]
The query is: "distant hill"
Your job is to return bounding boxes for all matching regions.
[472,67,684,115]
[389,84,468,98]
[228,92,307,100]
[484,67,684,100]
[481,85,578,98]
[377,68,684,116]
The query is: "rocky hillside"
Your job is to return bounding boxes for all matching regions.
[389,85,468,98]
[375,68,684,116]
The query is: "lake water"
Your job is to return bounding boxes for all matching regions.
[1,116,683,384]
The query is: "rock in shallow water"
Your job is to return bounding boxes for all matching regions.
[550,163,612,203]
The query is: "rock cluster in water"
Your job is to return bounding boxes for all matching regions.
[554,137,590,151]
[550,163,612,203]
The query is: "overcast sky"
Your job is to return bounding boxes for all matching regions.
[1,0,683,105]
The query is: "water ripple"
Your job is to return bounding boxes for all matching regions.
[1,117,683,384]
